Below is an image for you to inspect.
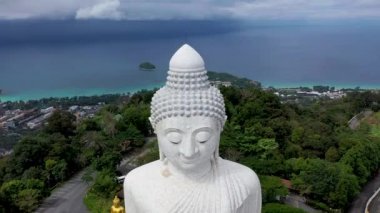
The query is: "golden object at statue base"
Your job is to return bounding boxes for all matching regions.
[111,196,125,213]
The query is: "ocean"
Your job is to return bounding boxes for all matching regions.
[1,20,380,101]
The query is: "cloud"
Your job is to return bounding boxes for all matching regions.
[119,1,227,20]
[1,0,380,20]
[0,0,100,20]
[76,0,124,20]
[223,0,380,20]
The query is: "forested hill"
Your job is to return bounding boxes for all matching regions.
[208,71,261,88]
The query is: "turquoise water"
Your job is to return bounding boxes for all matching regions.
[2,81,378,102]
[0,83,164,102]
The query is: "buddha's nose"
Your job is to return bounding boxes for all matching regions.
[179,137,199,158]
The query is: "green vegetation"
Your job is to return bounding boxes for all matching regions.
[139,62,156,70]
[216,86,380,210]
[263,203,307,213]
[2,94,124,110]
[0,179,47,212]
[0,132,23,151]
[136,141,159,166]
[84,169,121,213]
[0,90,155,212]
[78,90,154,212]
[1,72,380,212]
[364,112,380,137]
[260,176,288,203]
[207,71,260,88]
[83,191,112,213]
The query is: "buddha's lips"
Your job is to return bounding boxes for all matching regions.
[179,155,200,164]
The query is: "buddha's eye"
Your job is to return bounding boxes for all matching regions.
[166,131,182,144]
[195,131,211,143]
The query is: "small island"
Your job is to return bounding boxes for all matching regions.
[139,62,156,71]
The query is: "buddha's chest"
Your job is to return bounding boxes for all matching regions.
[131,175,246,213]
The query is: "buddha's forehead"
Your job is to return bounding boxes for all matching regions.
[156,116,218,131]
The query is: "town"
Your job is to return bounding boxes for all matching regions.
[0,102,104,156]
[272,85,347,103]
[0,103,102,132]
[1,85,377,133]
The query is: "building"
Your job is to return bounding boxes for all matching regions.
[210,80,232,87]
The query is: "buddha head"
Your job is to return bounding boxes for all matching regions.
[149,44,227,174]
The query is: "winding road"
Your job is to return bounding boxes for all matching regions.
[368,191,380,213]
[348,171,380,213]
[35,170,89,213]
[35,137,155,213]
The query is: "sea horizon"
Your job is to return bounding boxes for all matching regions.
[1,20,380,102]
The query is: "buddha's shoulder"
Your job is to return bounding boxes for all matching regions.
[124,160,161,186]
[220,159,260,189]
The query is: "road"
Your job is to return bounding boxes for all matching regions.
[348,171,380,213]
[368,191,380,213]
[35,137,155,213]
[35,170,89,213]
[117,136,156,175]
[348,110,373,130]
[283,193,322,213]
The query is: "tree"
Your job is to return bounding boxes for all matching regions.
[260,176,288,203]
[121,104,152,136]
[263,203,306,213]
[325,147,339,162]
[17,189,41,212]
[100,111,117,137]
[45,110,76,137]
[81,168,94,185]
[287,158,359,208]
[117,125,145,148]
[93,151,121,171]
[91,170,118,198]
[340,140,380,185]
[0,179,46,212]
[257,138,279,159]
[9,136,50,177]
[80,131,106,158]
[45,159,68,185]
[291,127,304,144]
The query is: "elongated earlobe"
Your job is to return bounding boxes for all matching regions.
[160,150,166,162]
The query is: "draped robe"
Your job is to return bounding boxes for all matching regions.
[124,158,261,213]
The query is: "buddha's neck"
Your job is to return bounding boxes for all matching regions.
[167,160,213,181]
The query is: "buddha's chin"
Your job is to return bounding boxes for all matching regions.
[175,162,200,171]
[171,160,211,174]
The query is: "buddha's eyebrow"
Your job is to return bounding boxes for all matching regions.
[164,128,183,134]
[193,127,213,132]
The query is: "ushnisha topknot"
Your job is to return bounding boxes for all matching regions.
[149,44,227,130]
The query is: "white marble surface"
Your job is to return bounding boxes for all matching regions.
[124,44,261,213]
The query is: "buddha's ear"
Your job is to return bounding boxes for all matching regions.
[213,148,219,164]
[149,117,157,134]
[221,116,227,131]
[159,145,165,162]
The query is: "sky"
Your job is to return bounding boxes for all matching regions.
[1,0,380,21]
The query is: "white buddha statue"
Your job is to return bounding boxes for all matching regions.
[123,44,261,213]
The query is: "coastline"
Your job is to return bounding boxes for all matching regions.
[261,81,380,90]
[0,82,164,102]
[1,81,379,103]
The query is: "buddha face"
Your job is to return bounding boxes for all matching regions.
[155,116,220,173]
